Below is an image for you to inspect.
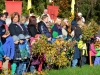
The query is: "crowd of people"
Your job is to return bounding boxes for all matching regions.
[0,9,100,75]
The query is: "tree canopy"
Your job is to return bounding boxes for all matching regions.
[0,0,100,21]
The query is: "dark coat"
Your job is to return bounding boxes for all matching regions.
[13,44,21,61]
[9,23,28,36]
[52,24,62,35]
[73,45,80,59]
[28,25,38,37]
[38,21,50,38]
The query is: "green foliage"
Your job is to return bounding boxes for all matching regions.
[82,19,100,41]
[0,0,5,13]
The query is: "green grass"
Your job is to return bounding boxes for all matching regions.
[46,65,100,75]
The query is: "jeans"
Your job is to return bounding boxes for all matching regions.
[52,38,56,42]
[72,59,78,67]
[30,65,35,73]
[94,57,100,65]
[17,62,26,75]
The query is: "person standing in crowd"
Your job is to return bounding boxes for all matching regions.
[29,9,35,17]
[24,16,29,28]
[28,16,38,37]
[17,34,28,75]
[90,38,97,66]
[61,20,68,40]
[4,12,11,26]
[0,13,6,25]
[52,18,62,38]
[11,35,21,75]
[42,9,52,23]
[1,30,14,71]
[77,12,85,23]
[63,18,75,40]
[9,12,28,36]
[20,16,26,25]
[0,25,5,74]
[38,14,51,38]
[94,37,100,65]
[0,38,5,74]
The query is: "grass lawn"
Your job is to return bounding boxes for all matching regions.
[46,65,100,75]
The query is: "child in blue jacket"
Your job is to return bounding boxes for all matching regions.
[1,30,15,70]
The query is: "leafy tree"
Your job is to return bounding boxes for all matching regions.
[0,0,5,13]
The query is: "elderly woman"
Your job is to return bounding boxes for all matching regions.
[9,12,28,36]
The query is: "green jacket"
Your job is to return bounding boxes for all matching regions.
[95,48,100,56]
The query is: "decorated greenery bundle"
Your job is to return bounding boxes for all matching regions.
[82,20,100,41]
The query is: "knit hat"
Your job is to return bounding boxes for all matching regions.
[12,35,19,42]
[52,31,58,38]
[18,34,25,40]
[25,35,31,39]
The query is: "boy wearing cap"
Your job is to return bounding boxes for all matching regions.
[16,34,28,75]
[11,35,21,75]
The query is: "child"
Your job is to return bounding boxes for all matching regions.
[20,16,26,25]
[61,21,68,40]
[11,35,21,75]
[17,34,28,75]
[2,30,14,70]
[90,38,97,66]
[94,37,100,65]
[25,35,31,57]
[0,37,5,73]
[25,35,31,72]
[78,39,88,66]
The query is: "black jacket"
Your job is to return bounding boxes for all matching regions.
[28,25,38,37]
[38,21,50,37]
[9,23,28,36]
[13,44,21,62]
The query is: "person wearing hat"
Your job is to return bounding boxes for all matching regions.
[77,12,85,23]
[16,34,28,75]
[25,35,31,72]
[11,35,21,75]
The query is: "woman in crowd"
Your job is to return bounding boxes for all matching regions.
[9,12,28,36]
[28,16,38,37]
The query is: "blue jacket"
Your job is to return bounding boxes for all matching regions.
[25,40,30,58]
[0,40,4,60]
[19,41,28,59]
[2,36,15,59]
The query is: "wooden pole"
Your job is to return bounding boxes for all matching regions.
[89,50,93,66]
